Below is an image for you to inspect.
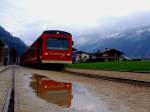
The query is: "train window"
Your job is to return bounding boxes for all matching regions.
[37,38,42,43]
[46,38,69,50]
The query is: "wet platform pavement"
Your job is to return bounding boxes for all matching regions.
[29,74,108,111]
[0,66,13,112]
[14,71,108,112]
[0,65,149,112]
[14,66,150,112]
[15,67,72,112]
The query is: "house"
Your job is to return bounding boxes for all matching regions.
[72,47,77,51]
[89,53,96,60]
[72,51,90,63]
[0,40,5,64]
[0,40,10,65]
[0,39,17,65]
[94,48,124,62]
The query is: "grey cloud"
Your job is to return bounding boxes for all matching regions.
[73,11,150,48]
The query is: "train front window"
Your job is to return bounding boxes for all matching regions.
[46,38,69,50]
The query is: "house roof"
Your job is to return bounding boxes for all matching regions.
[74,51,90,54]
[72,47,77,51]
[96,48,124,54]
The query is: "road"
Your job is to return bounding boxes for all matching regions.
[13,65,150,112]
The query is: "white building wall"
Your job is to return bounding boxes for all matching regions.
[81,53,89,62]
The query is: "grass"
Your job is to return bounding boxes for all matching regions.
[67,61,150,73]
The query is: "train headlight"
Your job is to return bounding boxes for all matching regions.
[67,53,71,56]
[45,52,48,55]
[66,84,70,87]
[44,85,48,89]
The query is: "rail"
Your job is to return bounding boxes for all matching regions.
[63,70,150,87]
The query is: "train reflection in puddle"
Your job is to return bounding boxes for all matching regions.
[30,74,73,107]
[30,74,108,112]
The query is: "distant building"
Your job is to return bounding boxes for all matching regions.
[0,39,10,65]
[122,56,131,61]
[0,40,5,65]
[94,48,124,62]
[72,48,124,63]
[0,39,17,65]
[2,45,9,65]
[72,51,90,63]
[72,47,77,52]
[89,53,96,60]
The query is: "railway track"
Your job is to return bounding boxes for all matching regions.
[0,66,15,112]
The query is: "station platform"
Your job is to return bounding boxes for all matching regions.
[0,65,149,112]
[14,66,71,112]
[0,65,13,112]
[65,68,150,83]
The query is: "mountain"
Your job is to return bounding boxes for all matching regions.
[77,27,150,59]
[0,26,27,56]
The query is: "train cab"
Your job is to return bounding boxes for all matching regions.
[20,30,73,68]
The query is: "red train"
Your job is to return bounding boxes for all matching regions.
[20,30,73,68]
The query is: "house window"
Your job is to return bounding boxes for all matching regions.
[103,53,108,56]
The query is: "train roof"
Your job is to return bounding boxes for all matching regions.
[43,30,71,36]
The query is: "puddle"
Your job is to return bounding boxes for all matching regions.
[30,74,108,112]
[30,74,72,107]
[71,83,107,112]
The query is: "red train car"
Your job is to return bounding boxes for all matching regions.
[21,30,73,68]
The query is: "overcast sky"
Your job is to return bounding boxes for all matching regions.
[1,0,150,45]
